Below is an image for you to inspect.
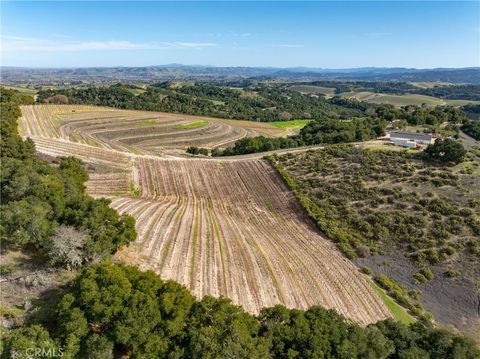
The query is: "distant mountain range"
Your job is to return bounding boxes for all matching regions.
[1,65,479,85]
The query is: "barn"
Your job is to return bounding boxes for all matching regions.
[389,131,434,148]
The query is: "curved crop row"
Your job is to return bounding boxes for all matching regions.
[20,105,285,155]
[86,172,133,196]
[109,157,392,324]
[31,137,133,168]
[25,104,393,325]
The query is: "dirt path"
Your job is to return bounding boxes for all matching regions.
[459,130,479,150]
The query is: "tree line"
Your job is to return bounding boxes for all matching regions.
[0,88,136,269]
[37,83,470,128]
[37,83,362,122]
[208,117,387,156]
[204,105,465,157]
[462,120,480,140]
[2,261,479,359]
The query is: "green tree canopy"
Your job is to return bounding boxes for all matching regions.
[423,139,466,165]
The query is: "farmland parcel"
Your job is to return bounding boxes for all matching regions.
[18,104,393,324]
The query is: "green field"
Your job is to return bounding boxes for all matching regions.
[269,120,312,129]
[443,99,480,106]
[175,120,209,129]
[369,280,416,325]
[2,85,38,96]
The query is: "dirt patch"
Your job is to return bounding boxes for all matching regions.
[0,249,77,328]
[356,253,480,340]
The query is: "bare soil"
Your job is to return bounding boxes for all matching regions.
[356,253,480,341]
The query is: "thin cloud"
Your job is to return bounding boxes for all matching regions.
[272,44,304,48]
[170,42,217,49]
[50,34,71,39]
[1,36,218,52]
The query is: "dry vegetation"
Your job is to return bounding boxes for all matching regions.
[17,104,393,325]
[270,145,480,338]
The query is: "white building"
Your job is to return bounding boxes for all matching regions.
[389,131,434,148]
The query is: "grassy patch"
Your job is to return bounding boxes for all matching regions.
[369,280,416,325]
[135,119,158,126]
[128,147,145,155]
[404,125,430,133]
[209,99,225,105]
[410,82,452,89]
[269,120,312,129]
[0,304,24,320]
[443,99,480,107]
[87,138,101,147]
[175,120,208,129]
[454,161,480,174]
[129,183,141,197]
[128,88,146,96]
[360,143,406,152]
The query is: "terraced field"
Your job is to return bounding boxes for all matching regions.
[18,104,393,325]
[20,104,285,155]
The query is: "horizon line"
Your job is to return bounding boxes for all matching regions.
[1,65,479,70]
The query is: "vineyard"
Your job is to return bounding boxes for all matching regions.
[18,105,393,325]
[20,104,285,155]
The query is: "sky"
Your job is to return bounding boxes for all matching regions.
[1,1,479,68]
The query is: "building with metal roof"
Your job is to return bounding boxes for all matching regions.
[389,131,434,148]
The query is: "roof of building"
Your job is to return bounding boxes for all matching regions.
[390,131,432,141]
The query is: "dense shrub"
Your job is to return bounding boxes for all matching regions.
[361,266,372,275]
[270,146,478,266]
[444,269,460,278]
[186,146,209,156]
[462,120,480,140]
[423,139,466,165]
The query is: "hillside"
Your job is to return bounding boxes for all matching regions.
[269,145,480,340]
[2,66,479,84]
[2,93,479,358]
[16,104,393,324]
[19,104,287,155]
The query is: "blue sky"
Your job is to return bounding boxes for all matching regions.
[1,1,479,68]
